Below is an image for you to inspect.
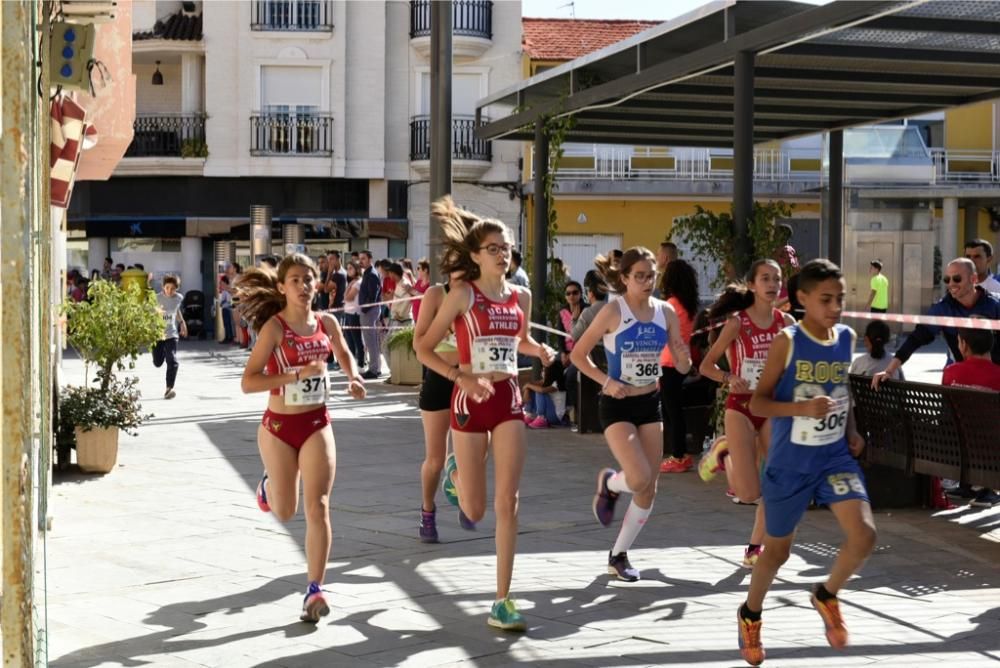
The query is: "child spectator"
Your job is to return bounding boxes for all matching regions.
[849,320,902,379]
[522,357,567,429]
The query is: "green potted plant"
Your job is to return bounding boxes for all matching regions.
[60,279,163,473]
[385,327,422,386]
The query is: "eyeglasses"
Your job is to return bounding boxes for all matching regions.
[942,275,964,284]
[565,290,581,297]
[479,243,512,257]
[629,272,656,283]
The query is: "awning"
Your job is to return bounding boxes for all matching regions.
[476,0,1000,147]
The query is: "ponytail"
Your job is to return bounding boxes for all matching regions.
[864,320,891,360]
[232,267,284,333]
[594,246,656,294]
[432,195,511,282]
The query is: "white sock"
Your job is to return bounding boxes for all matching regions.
[606,471,633,495]
[611,500,653,555]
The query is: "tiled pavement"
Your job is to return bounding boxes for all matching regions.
[45,340,1000,667]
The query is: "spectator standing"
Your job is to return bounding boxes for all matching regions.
[219,276,235,343]
[314,255,330,312]
[508,249,530,287]
[325,251,347,316]
[342,260,366,370]
[965,239,1000,294]
[100,257,113,281]
[387,262,415,329]
[941,326,1000,508]
[154,275,187,399]
[411,259,431,323]
[872,258,1000,386]
[865,260,889,313]
[358,250,383,379]
[658,259,700,473]
[558,280,585,352]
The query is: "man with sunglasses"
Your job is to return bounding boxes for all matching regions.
[872,258,1000,389]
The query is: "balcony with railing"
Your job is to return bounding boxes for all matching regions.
[410,115,491,179]
[250,112,333,157]
[251,0,333,32]
[409,0,492,58]
[117,113,207,175]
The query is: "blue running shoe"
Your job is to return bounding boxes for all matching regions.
[488,598,526,631]
[458,507,476,531]
[256,473,270,513]
[592,468,619,527]
[300,581,330,623]
[442,453,459,507]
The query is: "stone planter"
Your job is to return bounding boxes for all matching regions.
[387,345,423,386]
[74,426,119,473]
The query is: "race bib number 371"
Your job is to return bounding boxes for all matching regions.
[471,335,518,375]
[285,368,329,406]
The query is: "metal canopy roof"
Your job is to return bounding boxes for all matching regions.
[476,0,1000,148]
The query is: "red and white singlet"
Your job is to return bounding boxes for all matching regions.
[454,283,524,376]
[727,308,785,393]
[267,315,332,397]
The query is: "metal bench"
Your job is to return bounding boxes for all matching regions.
[849,375,1000,492]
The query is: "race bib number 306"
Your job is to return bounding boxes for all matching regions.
[791,394,849,446]
[471,335,518,375]
[620,349,661,387]
[285,368,329,406]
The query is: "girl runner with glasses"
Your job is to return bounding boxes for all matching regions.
[415,196,555,631]
[570,247,691,582]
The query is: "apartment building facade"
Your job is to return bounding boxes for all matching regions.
[67,0,521,297]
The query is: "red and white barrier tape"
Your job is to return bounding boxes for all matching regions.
[322,293,424,315]
[841,310,1000,331]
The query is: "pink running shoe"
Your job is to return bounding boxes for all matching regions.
[256,473,270,513]
[527,416,549,429]
[300,581,330,623]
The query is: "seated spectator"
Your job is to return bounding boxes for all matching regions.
[522,357,567,429]
[942,326,1000,508]
[850,320,903,379]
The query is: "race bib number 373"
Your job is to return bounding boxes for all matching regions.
[471,335,518,375]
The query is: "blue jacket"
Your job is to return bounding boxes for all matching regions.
[894,286,1000,364]
[359,267,382,314]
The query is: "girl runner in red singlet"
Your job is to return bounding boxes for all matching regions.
[699,259,795,567]
[236,254,366,623]
[415,196,555,632]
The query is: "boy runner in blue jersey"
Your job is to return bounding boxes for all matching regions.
[736,259,877,666]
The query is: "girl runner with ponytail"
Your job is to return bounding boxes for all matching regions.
[570,247,692,582]
[236,254,366,623]
[698,259,795,568]
[415,196,555,631]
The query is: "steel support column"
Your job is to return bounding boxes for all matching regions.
[828,129,844,266]
[532,121,549,327]
[428,0,452,284]
[2,1,37,664]
[732,50,754,275]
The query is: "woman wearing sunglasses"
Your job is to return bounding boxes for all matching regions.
[416,196,555,631]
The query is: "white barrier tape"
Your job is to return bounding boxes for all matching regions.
[323,293,424,315]
[841,310,1000,331]
[530,322,570,338]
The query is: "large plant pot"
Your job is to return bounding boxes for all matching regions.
[388,346,423,386]
[75,426,119,473]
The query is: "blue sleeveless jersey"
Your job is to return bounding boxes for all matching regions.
[768,323,856,473]
[603,298,668,387]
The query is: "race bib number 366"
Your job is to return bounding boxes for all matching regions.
[620,349,661,386]
[471,335,518,375]
[791,394,849,446]
[285,368,329,406]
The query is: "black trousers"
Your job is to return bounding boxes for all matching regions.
[153,338,179,389]
[660,365,688,458]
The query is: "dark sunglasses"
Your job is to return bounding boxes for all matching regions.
[565,290,581,296]
[942,275,964,284]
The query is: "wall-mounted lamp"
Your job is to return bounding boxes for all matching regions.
[577,212,587,225]
[151,60,164,86]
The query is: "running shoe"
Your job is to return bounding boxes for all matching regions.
[442,453,459,507]
[726,488,737,498]
[698,436,729,482]
[742,545,763,568]
[526,416,549,429]
[487,597,526,631]
[255,473,270,513]
[164,388,176,400]
[592,468,619,527]
[732,496,760,506]
[811,586,848,649]
[419,507,438,543]
[300,581,330,623]
[458,507,476,531]
[607,551,640,582]
[737,606,765,666]
[970,488,1000,508]
[660,454,694,473]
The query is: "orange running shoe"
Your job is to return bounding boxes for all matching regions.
[736,606,765,666]
[811,586,848,649]
[660,454,694,473]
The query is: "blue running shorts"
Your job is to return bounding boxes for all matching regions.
[761,459,869,538]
